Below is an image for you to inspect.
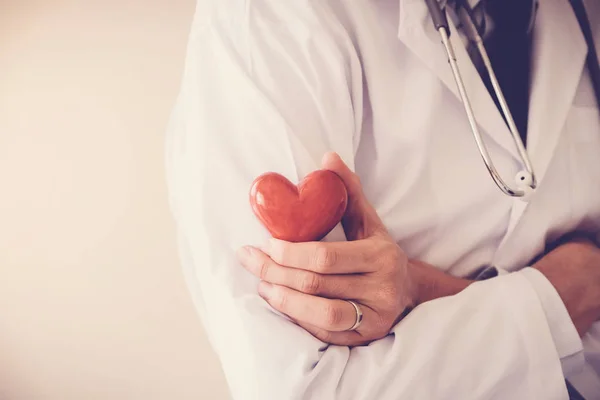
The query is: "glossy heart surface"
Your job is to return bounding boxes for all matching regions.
[249,170,348,242]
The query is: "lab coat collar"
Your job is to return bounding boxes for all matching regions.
[396,0,523,164]
[525,0,588,188]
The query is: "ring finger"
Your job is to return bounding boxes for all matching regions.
[258,281,364,332]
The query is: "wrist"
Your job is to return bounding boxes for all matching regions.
[408,260,474,305]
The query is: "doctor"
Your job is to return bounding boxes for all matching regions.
[165,0,600,399]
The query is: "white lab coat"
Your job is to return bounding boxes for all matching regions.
[165,0,600,399]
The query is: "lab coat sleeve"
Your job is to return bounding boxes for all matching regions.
[477,266,584,378]
[520,269,587,379]
[165,7,570,400]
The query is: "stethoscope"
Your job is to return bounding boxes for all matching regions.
[424,0,600,197]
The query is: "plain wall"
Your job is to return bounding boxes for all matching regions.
[0,1,231,399]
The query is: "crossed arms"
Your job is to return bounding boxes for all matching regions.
[165,12,599,399]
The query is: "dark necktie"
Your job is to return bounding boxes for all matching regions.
[481,0,534,146]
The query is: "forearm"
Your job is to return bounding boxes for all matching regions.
[408,260,474,304]
[407,259,589,381]
[407,240,600,387]
[411,240,600,338]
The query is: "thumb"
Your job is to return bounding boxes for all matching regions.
[321,152,387,239]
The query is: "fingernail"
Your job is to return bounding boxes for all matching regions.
[258,281,273,300]
[322,152,340,166]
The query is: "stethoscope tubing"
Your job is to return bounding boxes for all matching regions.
[424,0,599,198]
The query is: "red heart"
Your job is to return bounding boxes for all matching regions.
[249,170,348,243]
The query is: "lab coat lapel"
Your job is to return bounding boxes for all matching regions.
[526,0,587,188]
[492,0,589,265]
[396,0,520,162]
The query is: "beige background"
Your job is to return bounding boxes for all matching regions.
[0,1,231,399]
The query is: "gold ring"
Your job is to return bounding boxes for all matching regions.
[346,300,363,331]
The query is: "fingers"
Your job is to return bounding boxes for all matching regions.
[238,246,372,298]
[257,281,361,332]
[296,321,370,347]
[264,238,388,274]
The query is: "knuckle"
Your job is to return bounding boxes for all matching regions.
[300,273,321,294]
[272,289,287,310]
[378,242,403,269]
[258,258,271,280]
[324,304,344,327]
[314,245,337,271]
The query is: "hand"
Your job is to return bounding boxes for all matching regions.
[534,236,600,336]
[238,153,471,346]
